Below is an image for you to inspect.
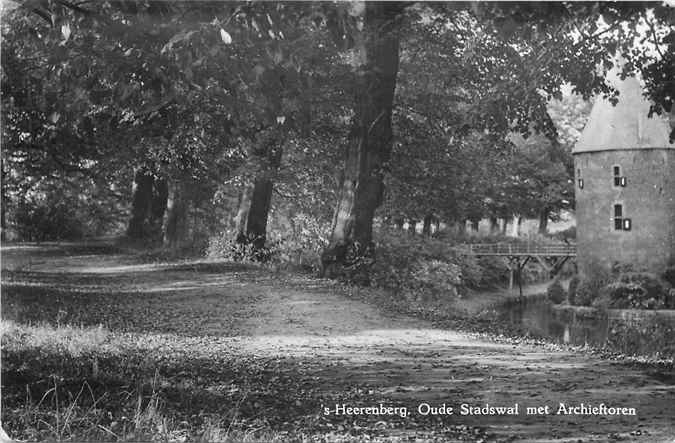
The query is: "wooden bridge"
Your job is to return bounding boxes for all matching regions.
[462,243,576,257]
[456,242,577,294]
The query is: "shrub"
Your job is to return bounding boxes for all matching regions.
[370,228,512,297]
[571,261,613,306]
[611,262,647,275]
[552,226,576,242]
[662,266,675,287]
[371,230,460,294]
[412,259,462,296]
[206,214,328,272]
[15,199,85,241]
[575,277,611,307]
[618,272,666,294]
[585,260,612,284]
[472,256,510,288]
[456,254,485,288]
[207,230,249,260]
[595,282,647,309]
[567,275,580,305]
[268,213,328,272]
[546,279,565,304]
[593,272,669,310]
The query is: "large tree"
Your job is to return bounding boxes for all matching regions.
[321,2,406,282]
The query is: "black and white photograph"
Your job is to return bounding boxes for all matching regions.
[1,1,674,441]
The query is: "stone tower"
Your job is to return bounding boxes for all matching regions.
[573,72,674,277]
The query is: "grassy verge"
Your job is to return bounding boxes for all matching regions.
[2,318,495,442]
[1,320,343,442]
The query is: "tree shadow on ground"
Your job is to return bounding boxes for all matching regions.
[1,335,496,442]
[3,328,674,442]
[1,260,282,337]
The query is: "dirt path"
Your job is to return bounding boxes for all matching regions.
[2,243,674,442]
[237,283,675,442]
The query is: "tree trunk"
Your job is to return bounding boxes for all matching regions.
[235,177,274,252]
[471,219,480,232]
[538,209,549,235]
[449,220,462,235]
[422,214,433,236]
[234,129,283,259]
[394,217,404,230]
[1,156,6,242]
[510,214,522,237]
[163,178,191,250]
[149,178,168,240]
[501,217,508,235]
[489,217,500,234]
[0,194,5,242]
[234,182,253,244]
[321,2,402,282]
[248,178,274,249]
[127,168,154,239]
[408,220,417,236]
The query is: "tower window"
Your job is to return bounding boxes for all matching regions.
[613,204,631,231]
[613,165,626,187]
[577,169,583,189]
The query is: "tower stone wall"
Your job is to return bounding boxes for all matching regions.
[574,149,675,277]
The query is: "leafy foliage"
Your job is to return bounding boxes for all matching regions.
[571,262,673,310]
[662,266,675,288]
[595,272,671,310]
[207,213,329,272]
[3,1,674,251]
[575,280,604,307]
[547,279,565,304]
[370,229,511,298]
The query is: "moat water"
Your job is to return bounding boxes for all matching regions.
[498,298,610,348]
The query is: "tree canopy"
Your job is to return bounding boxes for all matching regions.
[2,1,673,277]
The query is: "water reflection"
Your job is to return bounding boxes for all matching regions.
[499,298,609,348]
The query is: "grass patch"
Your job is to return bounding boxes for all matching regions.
[2,320,494,442]
[1,321,326,441]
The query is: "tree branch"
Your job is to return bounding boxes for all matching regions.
[643,12,665,60]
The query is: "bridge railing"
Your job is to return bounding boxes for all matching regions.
[458,242,576,256]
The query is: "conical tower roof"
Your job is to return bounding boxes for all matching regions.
[573,71,673,154]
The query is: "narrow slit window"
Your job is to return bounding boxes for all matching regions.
[613,204,630,231]
[613,166,623,186]
[577,169,583,189]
